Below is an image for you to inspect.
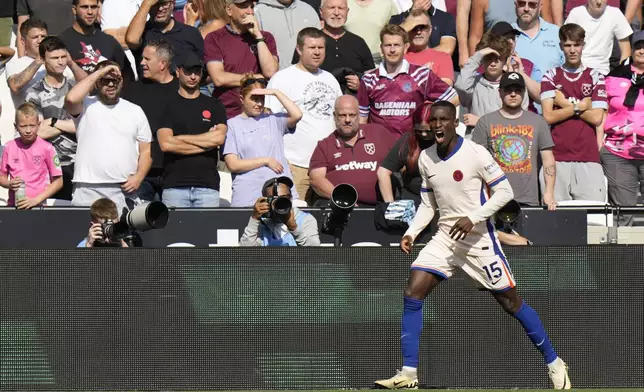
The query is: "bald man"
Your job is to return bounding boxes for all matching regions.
[308,95,396,206]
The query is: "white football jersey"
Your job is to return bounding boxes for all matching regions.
[413,137,512,256]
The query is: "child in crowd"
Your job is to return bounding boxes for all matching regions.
[455,32,530,129]
[0,102,63,208]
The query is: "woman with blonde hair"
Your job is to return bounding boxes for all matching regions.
[223,74,303,207]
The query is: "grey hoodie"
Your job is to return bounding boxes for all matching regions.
[255,0,320,70]
[454,51,529,117]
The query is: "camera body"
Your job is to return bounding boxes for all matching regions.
[264,196,292,224]
[94,219,129,247]
[95,201,170,247]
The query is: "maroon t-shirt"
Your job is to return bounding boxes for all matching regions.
[204,25,278,118]
[541,66,608,163]
[564,0,620,19]
[357,61,456,137]
[309,124,396,205]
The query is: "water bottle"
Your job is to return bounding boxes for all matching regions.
[15,180,26,202]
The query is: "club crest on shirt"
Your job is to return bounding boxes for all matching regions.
[32,155,42,166]
[453,170,463,182]
[402,82,413,93]
[364,143,375,155]
[581,83,592,96]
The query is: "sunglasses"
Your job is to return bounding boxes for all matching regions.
[516,0,539,9]
[242,78,267,88]
[98,77,122,87]
[412,24,430,32]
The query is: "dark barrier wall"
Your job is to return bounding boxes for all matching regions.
[0,207,588,247]
[1,247,642,390]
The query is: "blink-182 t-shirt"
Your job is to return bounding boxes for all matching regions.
[358,59,456,136]
[471,110,554,206]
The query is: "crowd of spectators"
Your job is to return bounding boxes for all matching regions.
[0,0,643,226]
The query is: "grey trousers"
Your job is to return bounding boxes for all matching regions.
[539,161,606,202]
[600,147,644,226]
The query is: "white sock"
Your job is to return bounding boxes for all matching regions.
[402,366,417,375]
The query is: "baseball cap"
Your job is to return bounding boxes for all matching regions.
[491,21,521,36]
[178,52,204,69]
[633,30,644,45]
[500,72,526,89]
[262,176,294,196]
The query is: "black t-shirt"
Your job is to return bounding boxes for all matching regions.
[158,94,227,190]
[121,78,180,170]
[0,0,15,18]
[59,27,131,76]
[380,132,434,197]
[134,20,204,75]
[292,30,374,75]
[390,6,456,50]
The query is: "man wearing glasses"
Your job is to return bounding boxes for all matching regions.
[64,61,152,213]
[511,0,563,82]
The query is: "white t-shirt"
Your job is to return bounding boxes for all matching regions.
[565,5,632,75]
[265,65,342,168]
[5,56,75,107]
[101,0,143,79]
[73,96,152,184]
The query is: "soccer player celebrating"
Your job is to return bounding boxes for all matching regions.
[358,24,459,137]
[374,101,571,390]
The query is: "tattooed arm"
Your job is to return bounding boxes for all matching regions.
[8,58,42,94]
[541,149,557,210]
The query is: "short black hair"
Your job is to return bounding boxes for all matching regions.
[20,18,48,38]
[38,36,67,59]
[72,0,100,6]
[296,27,325,48]
[430,101,457,119]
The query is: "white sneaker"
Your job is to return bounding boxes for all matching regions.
[548,358,571,389]
[374,369,419,389]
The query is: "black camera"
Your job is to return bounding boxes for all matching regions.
[265,195,292,223]
[96,201,170,247]
[99,219,129,245]
[321,183,358,246]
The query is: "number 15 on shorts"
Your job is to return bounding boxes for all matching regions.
[483,261,503,283]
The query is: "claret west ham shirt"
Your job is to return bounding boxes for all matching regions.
[357,59,456,137]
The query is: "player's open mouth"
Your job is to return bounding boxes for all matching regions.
[434,130,445,142]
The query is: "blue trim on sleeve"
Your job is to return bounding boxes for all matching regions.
[540,90,556,100]
[592,101,608,110]
[488,175,507,187]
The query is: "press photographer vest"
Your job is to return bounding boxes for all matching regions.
[259,210,310,246]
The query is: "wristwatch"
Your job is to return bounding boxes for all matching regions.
[573,104,581,117]
[50,117,58,127]
[256,37,265,43]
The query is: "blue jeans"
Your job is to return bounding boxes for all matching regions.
[162,187,220,208]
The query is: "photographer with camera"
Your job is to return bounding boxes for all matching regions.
[77,198,128,247]
[239,176,320,247]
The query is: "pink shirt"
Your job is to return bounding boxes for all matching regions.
[0,137,62,206]
[604,70,644,160]
[405,48,455,83]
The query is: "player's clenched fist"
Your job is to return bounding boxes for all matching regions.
[449,217,474,241]
[400,235,413,254]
